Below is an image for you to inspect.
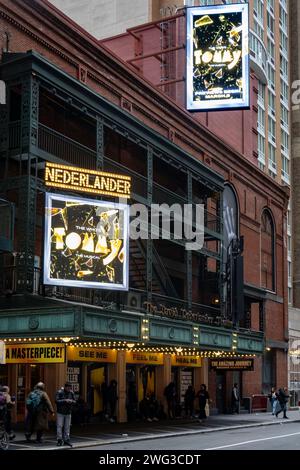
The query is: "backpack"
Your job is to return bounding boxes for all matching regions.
[0,392,6,410]
[26,390,42,412]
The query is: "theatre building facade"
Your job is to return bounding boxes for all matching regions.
[0,0,289,422]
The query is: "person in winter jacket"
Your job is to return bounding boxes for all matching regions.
[1,386,16,440]
[275,387,289,419]
[25,382,54,443]
[55,382,76,446]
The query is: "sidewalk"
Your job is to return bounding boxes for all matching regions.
[8,409,300,450]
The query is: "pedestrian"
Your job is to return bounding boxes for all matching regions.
[0,386,8,436]
[55,382,76,446]
[268,386,277,415]
[149,393,160,422]
[275,387,289,419]
[139,393,153,422]
[74,396,90,425]
[126,382,138,422]
[107,380,118,423]
[231,383,240,414]
[164,382,176,419]
[101,382,109,419]
[196,384,210,422]
[1,386,16,440]
[184,385,195,418]
[25,382,54,443]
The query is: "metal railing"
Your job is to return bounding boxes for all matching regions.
[8,121,21,149]
[38,124,96,168]
[8,121,222,236]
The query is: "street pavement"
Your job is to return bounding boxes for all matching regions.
[91,422,300,451]
[6,409,300,450]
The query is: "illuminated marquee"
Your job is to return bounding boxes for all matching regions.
[68,346,117,363]
[45,162,131,199]
[210,359,254,371]
[44,193,129,290]
[171,355,202,367]
[186,3,249,111]
[126,351,164,365]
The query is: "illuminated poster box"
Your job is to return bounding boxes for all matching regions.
[186,3,249,111]
[44,193,129,290]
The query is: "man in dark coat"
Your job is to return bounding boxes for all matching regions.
[55,382,76,446]
[231,383,240,414]
[25,382,54,443]
[107,380,118,423]
[275,387,289,418]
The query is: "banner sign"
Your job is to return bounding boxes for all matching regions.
[5,343,66,364]
[67,366,81,393]
[45,162,131,199]
[186,3,249,111]
[171,355,202,367]
[68,347,117,363]
[126,351,164,365]
[44,193,129,290]
[210,359,254,371]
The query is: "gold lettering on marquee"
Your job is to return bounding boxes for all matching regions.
[194,49,242,70]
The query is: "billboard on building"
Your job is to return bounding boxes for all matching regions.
[186,3,249,111]
[44,193,129,290]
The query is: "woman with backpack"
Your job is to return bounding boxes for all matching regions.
[1,386,16,440]
[25,382,54,443]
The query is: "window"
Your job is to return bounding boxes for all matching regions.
[281,79,289,104]
[268,91,275,116]
[281,104,289,130]
[280,30,288,55]
[268,116,276,144]
[281,129,289,155]
[268,143,277,174]
[261,210,275,291]
[258,134,266,164]
[267,11,275,37]
[267,38,275,62]
[258,106,265,134]
[280,55,289,79]
[281,155,290,183]
[268,63,275,90]
[280,5,288,33]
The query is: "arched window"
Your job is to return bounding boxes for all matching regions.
[261,210,275,291]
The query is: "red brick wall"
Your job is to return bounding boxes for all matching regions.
[102,19,259,166]
[243,357,263,396]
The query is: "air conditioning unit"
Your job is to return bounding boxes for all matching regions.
[126,292,143,310]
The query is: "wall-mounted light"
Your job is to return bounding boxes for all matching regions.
[61,337,72,343]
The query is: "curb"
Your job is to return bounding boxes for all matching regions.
[33,418,300,450]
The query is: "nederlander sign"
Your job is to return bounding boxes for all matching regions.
[45,162,131,199]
